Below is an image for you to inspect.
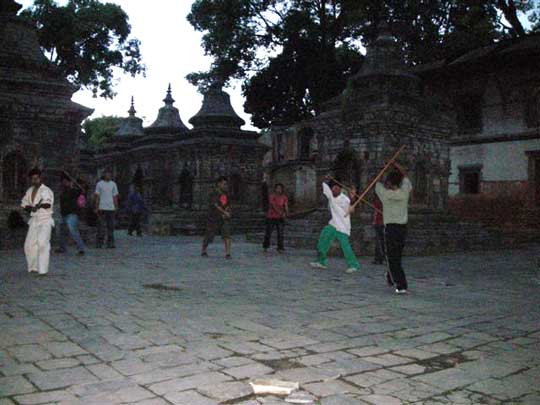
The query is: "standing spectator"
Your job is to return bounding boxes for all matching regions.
[21,168,54,275]
[263,183,289,253]
[56,173,86,255]
[94,169,119,248]
[127,185,146,237]
[201,176,232,259]
[372,194,385,265]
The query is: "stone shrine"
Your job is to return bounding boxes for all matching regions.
[94,82,269,234]
[0,0,93,247]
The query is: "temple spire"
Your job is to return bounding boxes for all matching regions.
[128,96,137,117]
[163,83,175,106]
[116,97,144,137]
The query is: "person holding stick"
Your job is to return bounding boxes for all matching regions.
[375,162,412,294]
[310,176,360,274]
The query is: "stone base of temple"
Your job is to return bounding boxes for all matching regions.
[147,208,267,237]
[245,209,540,256]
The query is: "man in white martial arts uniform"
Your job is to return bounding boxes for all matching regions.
[21,168,55,275]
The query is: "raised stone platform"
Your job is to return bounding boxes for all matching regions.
[246,209,539,256]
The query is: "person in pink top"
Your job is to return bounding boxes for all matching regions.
[263,183,289,253]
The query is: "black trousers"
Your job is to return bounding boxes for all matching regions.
[384,224,408,290]
[128,212,142,236]
[97,210,115,247]
[373,224,386,263]
[263,218,285,251]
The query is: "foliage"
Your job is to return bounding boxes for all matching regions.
[21,0,145,98]
[82,116,122,148]
[187,0,538,128]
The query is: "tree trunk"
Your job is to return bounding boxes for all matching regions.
[497,0,526,37]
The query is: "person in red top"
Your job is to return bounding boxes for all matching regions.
[263,183,289,253]
[373,194,386,265]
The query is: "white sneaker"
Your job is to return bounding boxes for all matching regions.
[345,268,358,274]
[310,262,327,269]
[395,288,408,294]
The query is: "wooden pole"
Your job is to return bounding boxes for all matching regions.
[350,145,406,210]
[61,170,84,192]
[328,176,382,215]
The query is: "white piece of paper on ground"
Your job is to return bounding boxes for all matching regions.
[249,378,300,396]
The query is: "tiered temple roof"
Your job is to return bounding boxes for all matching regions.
[149,84,188,132]
[115,97,144,137]
[189,82,245,129]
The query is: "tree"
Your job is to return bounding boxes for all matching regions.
[188,0,538,128]
[82,116,122,148]
[21,0,145,98]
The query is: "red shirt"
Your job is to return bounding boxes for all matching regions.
[267,194,288,219]
[373,196,383,225]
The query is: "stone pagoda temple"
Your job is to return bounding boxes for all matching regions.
[253,25,484,255]
[94,81,269,234]
[0,0,93,247]
[266,25,452,212]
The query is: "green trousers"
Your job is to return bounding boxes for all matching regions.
[316,225,360,269]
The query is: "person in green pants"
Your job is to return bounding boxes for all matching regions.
[310,176,360,273]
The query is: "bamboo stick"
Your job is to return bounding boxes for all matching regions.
[328,176,382,215]
[350,145,405,210]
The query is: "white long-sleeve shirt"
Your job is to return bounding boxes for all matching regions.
[21,184,54,224]
[375,177,412,225]
[323,182,351,236]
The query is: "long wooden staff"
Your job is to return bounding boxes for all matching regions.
[61,170,85,192]
[350,145,405,210]
[328,176,382,215]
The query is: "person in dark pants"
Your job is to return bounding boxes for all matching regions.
[263,183,289,253]
[127,185,146,236]
[375,163,412,294]
[94,169,119,248]
[372,195,385,265]
[56,173,86,255]
[201,177,232,259]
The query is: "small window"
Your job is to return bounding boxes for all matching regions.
[459,166,482,194]
[414,162,428,203]
[179,167,193,208]
[458,95,483,134]
[2,152,27,201]
[298,127,313,160]
[229,173,242,202]
[526,91,540,128]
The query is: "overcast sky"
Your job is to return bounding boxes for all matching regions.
[18,0,257,131]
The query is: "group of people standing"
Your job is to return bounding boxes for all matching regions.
[20,168,146,275]
[19,162,412,294]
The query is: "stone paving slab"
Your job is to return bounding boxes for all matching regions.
[0,235,539,404]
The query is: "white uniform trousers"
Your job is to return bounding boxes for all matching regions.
[24,219,53,274]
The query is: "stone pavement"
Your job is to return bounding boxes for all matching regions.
[1,233,539,404]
